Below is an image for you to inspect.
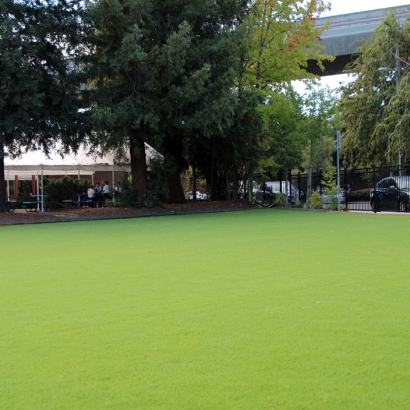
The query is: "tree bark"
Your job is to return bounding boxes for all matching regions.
[130,137,147,197]
[166,163,186,203]
[232,166,238,202]
[164,135,186,204]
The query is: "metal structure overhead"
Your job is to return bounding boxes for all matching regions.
[307,5,410,76]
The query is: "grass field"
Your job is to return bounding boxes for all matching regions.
[1,209,409,409]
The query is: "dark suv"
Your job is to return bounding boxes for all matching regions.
[370,176,410,212]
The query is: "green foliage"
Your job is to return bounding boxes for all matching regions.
[321,165,337,191]
[0,0,89,211]
[299,87,343,170]
[320,165,339,210]
[15,191,32,210]
[309,191,323,209]
[273,193,286,207]
[147,154,169,203]
[44,177,90,210]
[84,0,247,201]
[257,89,305,175]
[244,0,333,89]
[113,172,162,208]
[339,12,410,166]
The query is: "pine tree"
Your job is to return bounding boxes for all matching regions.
[84,0,248,202]
[0,0,88,211]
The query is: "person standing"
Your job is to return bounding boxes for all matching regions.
[103,181,111,199]
[87,185,95,207]
[94,183,104,206]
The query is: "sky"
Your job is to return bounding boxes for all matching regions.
[294,0,410,93]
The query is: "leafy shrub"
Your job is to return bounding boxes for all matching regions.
[112,172,162,208]
[273,193,286,207]
[15,191,32,209]
[147,153,168,203]
[309,191,323,209]
[326,190,339,210]
[44,177,91,210]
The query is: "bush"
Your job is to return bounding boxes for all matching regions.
[15,191,32,209]
[273,193,286,207]
[309,191,323,209]
[112,172,162,208]
[44,177,91,210]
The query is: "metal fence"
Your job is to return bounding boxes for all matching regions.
[255,165,410,212]
[287,165,410,212]
[181,165,410,213]
[343,165,410,212]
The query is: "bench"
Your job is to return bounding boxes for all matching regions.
[79,194,104,208]
[22,201,39,212]
[62,200,78,207]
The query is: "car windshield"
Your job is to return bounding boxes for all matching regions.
[396,178,410,190]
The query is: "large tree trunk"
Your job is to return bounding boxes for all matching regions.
[166,163,186,203]
[164,135,186,204]
[0,148,6,213]
[232,166,238,202]
[130,137,147,197]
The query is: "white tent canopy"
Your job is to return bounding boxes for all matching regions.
[4,143,159,178]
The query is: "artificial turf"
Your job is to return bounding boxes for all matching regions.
[1,209,409,409]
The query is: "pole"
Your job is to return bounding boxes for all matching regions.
[396,45,401,175]
[336,130,341,211]
[112,164,115,202]
[41,164,44,212]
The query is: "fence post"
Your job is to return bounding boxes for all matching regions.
[373,164,377,213]
[279,170,282,194]
[344,167,348,209]
[298,172,301,202]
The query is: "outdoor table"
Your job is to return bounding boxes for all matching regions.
[62,200,78,207]
[22,202,39,212]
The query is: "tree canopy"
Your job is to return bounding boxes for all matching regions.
[1,0,335,208]
[84,0,248,202]
[339,12,410,167]
[0,0,88,211]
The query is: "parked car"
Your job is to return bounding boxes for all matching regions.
[255,181,304,205]
[187,191,206,200]
[370,176,410,212]
[321,189,346,205]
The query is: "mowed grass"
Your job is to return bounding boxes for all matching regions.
[1,209,410,409]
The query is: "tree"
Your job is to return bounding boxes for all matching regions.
[84,0,248,203]
[339,12,410,166]
[222,0,334,194]
[0,0,88,212]
[243,0,332,90]
[300,86,343,171]
[256,88,305,177]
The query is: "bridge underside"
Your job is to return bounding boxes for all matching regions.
[306,54,359,77]
[304,5,410,78]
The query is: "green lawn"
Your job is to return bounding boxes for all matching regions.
[1,209,409,409]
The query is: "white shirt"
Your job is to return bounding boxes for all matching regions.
[87,188,95,199]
